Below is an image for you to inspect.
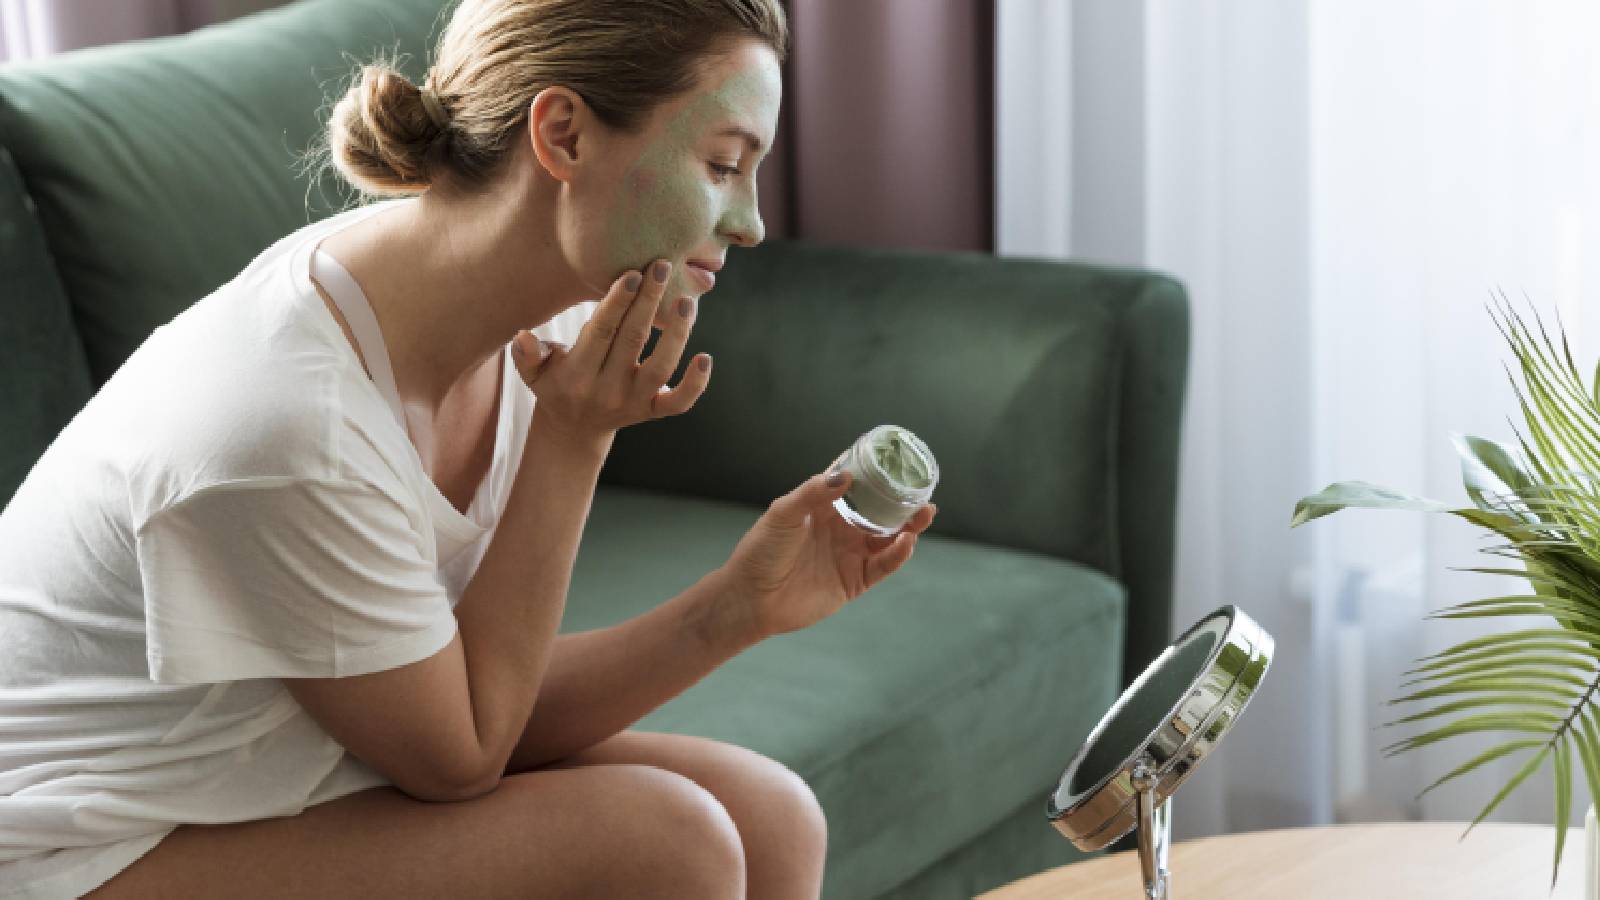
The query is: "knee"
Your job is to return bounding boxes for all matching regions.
[773,767,829,860]
[630,766,747,898]
[730,756,827,854]
[724,762,829,900]
[774,766,830,887]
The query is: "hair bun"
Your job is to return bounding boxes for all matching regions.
[327,63,449,197]
[418,73,451,130]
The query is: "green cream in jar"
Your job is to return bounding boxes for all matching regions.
[831,424,939,536]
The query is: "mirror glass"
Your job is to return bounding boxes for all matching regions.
[1066,627,1220,799]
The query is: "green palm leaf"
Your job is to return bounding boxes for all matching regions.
[1464,742,1550,836]
[1555,736,1573,890]
[1380,710,1566,756]
[1383,696,1568,729]
[1413,738,1545,800]
[1291,297,1600,887]
[1399,659,1595,692]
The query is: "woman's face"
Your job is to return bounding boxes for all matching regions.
[579,40,782,329]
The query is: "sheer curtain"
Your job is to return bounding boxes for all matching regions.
[998,0,1600,839]
[1311,0,1600,830]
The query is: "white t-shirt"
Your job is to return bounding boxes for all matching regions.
[0,198,596,898]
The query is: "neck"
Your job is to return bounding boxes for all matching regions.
[335,167,590,417]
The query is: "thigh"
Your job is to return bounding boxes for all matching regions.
[84,763,745,900]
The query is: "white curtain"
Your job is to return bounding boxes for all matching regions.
[999,0,1600,839]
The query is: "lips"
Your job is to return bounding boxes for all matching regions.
[686,261,716,290]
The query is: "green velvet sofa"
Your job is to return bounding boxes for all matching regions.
[0,0,1189,896]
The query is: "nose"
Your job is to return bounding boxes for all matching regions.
[719,200,765,249]
[723,222,762,250]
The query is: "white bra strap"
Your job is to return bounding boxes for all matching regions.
[310,247,407,434]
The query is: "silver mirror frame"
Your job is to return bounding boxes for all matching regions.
[1047,605,1274,898]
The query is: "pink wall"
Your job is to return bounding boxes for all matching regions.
[762,0,994,252]
[0,0,286,63]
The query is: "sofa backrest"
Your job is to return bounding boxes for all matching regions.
[0,146,96,503]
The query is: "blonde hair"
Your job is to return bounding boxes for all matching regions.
[301,0,788,205]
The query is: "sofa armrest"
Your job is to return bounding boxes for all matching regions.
[0,146,94,509]
[603,239,1189,687]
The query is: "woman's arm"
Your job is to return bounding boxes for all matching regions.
[452,411,613,791]
[454,258,708,793]
[500,566,759,773]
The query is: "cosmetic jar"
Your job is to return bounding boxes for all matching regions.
[829,424,939,536]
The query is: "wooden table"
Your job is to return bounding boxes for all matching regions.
[977,822,1584,899]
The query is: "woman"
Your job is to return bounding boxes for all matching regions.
[0,0,936,897]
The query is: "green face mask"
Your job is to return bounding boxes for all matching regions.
[600,49,781,321]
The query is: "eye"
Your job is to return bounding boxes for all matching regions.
[708,162,742,183]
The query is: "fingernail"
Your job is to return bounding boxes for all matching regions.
[679,297,693,318]
[624,272,642,292]
[698,354,711,372]
[827,471,845,487]
[652,259,671,283]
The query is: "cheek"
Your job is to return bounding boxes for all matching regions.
[596,170,657,275]
[609,165,720,282]
[648,175,714,238]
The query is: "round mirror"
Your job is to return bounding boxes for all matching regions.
[1047,605,1274,899]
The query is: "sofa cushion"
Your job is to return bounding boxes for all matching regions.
[565,485,1126,899]
[0,146,94,507]
[0,0,442,386]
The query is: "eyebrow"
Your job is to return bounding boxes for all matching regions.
[716,126,766,155]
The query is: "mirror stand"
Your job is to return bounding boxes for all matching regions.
[1131,756,1171,900]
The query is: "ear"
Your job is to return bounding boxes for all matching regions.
[527,86,586,182]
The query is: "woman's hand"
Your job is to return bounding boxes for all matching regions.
[509,258,709,447]
[716,469,938,641]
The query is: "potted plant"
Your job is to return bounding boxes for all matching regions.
[1292,298,1600,892]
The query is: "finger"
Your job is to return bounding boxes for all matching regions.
[509,330,552,384]
[766,469,853,529]
[862,503,936,548]
[826,450,848,476]
[648,351,713,419]
[510,329,543,361]
[519,345,573,395]
[862,529,899,553]
[638,294,696,390]
[570,269,643,372]
[865,532,917,585]
[600,258,671,375]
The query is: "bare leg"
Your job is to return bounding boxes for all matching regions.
[85,763,745,899]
